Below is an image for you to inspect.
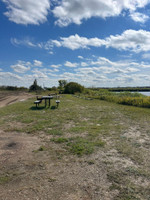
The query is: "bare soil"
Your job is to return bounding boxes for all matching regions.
[0,91,33,108]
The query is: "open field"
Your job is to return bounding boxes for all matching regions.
[0,92,150,200]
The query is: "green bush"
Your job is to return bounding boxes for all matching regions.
[64,82,84,94]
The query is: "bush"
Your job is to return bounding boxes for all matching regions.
[64,82,84,94]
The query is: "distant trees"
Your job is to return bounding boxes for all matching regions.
[0,86,27,91]
[64,82,84,94]
[29,79,43,92]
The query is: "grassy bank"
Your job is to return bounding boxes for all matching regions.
[80,89,150,108]
[0,94,150,199]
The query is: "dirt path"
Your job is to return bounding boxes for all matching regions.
[0,92,34,107]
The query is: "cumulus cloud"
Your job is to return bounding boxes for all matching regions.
[130,12,149,23]
[2,0,50,25]
[50,34,105,50]
[53,0,150,26]
[51,64,61,68]
[78,56,84,59]
[1,56,149,87]
[105,29,150,52]
[33,60,43,67]
[0,72,21,80]
[64,61,78,67]
[11,61,31,73]
[12,29,150,53]
[48,30,150,53]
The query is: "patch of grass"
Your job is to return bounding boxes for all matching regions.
[125,167,150,178]
[115,139,144,164]
[67,137,105,156]
[69,126,87,133]
[51,136,105,156]
[46,129,63,136]
[0,176,10,184]
[108,171,141,200]
[51,137,69,143]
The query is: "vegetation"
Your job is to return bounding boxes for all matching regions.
[64,82,84,94]
[0,85,28,91]
[58,80,67,89]
[91,86,150,92]
[79,89,150,108]
[29,79,43,92]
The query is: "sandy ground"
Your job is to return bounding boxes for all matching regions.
[0,91,34,108]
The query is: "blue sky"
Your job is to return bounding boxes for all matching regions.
[1,0,150,88]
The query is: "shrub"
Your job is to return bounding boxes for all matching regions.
[64,82,84,94]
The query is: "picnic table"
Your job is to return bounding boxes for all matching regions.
[42,96,53,107]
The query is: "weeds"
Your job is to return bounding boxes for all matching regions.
[51,136,105,156]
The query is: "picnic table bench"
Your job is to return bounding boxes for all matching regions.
[34,100,42,108]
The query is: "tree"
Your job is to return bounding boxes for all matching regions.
[58,80,67,88]
[64,82,84,94]
[29,79,43,92]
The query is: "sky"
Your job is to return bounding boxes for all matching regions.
[1,0,150,88]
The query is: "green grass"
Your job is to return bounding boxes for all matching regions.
[0,176,10,184]
[51,136,105,156]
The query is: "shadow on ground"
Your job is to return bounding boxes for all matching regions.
[30,106,46,110]
[30,106,58,110]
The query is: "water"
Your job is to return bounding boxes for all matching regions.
[138,92,150,96]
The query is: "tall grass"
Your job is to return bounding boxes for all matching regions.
[81,89,150,108]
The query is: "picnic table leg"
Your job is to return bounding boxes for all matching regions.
[45,99,47,107]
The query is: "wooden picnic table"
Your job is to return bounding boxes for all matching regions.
[42,96,53,107]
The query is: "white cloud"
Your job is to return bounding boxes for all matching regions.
[51,34,105,50]
[130,12,149,23]
[49,30,150,53]
[64,61,78,67]
[0,72,22,86]
[32,69,48,79]
[11,61,30,73]
[33,60,43,67]
[2,0,50,25]
[12,29,150,53]
[1,56,149,87]
[11,38,36,47]
[78,56,84,59]
[51,64,61,68]
[81,62,89,67]
[0,72,21,80]
[53,0,150,26]
[105,29,150,52]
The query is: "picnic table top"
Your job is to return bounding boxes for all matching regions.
[42,96,53,99]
